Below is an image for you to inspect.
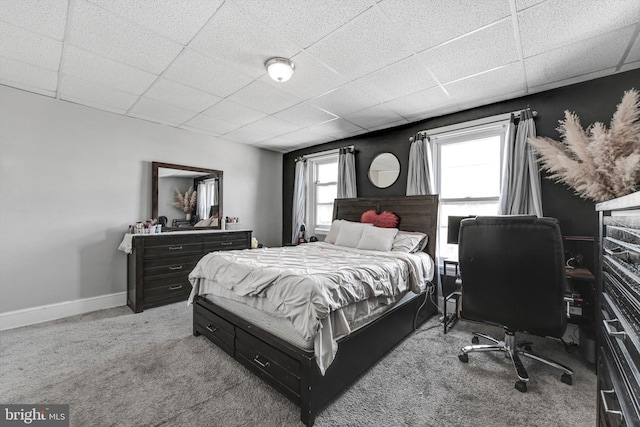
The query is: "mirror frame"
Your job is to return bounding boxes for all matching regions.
[152,161,223,231]
[368,152,400,189]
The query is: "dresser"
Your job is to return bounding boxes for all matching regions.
[596,191,640,426]
[127,230,251,312]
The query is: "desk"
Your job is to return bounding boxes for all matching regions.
[443,260,461,334]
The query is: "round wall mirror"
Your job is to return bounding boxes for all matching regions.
[368,153,400,188]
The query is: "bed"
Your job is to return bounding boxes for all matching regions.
[190,195,439,426]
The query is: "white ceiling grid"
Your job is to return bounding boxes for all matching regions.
[0,0,638,152]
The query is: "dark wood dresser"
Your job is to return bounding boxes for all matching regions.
[596,191,640,426]
[127,230,251,312]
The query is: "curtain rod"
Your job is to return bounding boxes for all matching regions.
[297,145,355,160]
[410,108,538,142]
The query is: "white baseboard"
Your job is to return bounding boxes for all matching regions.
[0,292,127,331]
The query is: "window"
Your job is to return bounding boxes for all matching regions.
[307,153,338,236]
[433,122,508,260]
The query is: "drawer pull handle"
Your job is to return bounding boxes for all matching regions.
[169,265,183,270]
[600,389,624,421]
[168,285,183,291]
[221,242,233,246]
[610,247,631,262]
[168,246,183,250]
[603,319,627,340]
[253,355,270,369]
[205,325,218,333]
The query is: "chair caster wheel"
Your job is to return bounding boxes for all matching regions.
[471,336,479,344]
[458,353,469,363]
[561,373,573,385]
[515,381,527,392]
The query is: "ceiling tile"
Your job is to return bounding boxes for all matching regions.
[274,103,338,127]
[384,86,452,119]
[306,118,364,138]
[527,68,615,94]
[310,82,381,117]
[178,125,221,138]
[68,0,183,74]
[343,103,405,130]
[86,0,223,44]
[518,0,640,58]
[128,97,198,126]
[0,0,68,40]
[183,114,239,135]
[201,99,267,126]
[260,51,348,99]
[0,56,58,93]
[445,63,526,104]
[188,1,302,79]
[627,34,640,64]
[355,56,438,103]
[418,20,518,84]
[227,80,301,115]
[0,22,62,71]
[233,0,375,48]
[306,6,413,80]
[267,127,334,147]
[525,26,635,88]
[515,0,547,11]
[63,45,157,95]
[163,49,254,98]
[59,73,138,112]
[223,126,272,144]
[242,116,303,139]
[619,61,640,73]
[379,0,511,52]
[144,78,221,112]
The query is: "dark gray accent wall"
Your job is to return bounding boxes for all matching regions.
[283,68,640,270]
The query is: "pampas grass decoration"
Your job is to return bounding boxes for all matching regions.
[529,89,640,202]
[174,186,197,213]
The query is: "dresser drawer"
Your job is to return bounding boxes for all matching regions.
[144,242,202,258]
[599,322,640,426]
[143,255,201,279]
[235,328,301,397]
[203,233,249,252]
[143,283,192,309]
[144,274,191,291]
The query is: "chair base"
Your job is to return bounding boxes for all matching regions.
[458,330,573,392]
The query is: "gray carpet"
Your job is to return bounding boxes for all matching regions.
[1,302,596,426]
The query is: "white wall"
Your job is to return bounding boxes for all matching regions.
[0,86,282,314]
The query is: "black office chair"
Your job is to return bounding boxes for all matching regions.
[457,216,573,392]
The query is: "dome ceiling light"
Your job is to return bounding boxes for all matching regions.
[265,57,295,82]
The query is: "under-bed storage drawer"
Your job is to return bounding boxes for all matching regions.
[235,328,301,401]
[194,304,235,356]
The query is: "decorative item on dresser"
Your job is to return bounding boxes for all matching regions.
[127,230,251,313]
[596,190,640,426]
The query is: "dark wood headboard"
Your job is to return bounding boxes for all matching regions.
[333,195,439,260]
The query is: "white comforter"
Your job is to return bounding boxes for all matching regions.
[188,242,434,373]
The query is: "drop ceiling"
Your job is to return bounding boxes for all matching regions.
[1,0,639,153]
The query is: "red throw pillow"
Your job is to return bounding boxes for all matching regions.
[360,210,399,228]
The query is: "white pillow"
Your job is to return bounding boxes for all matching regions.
[357,226,398,252]
[324,220,345,244]
[334,221,372,248]
[392,231,428,253]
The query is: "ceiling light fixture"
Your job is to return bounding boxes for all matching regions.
[265,57,295,82]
